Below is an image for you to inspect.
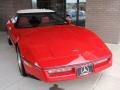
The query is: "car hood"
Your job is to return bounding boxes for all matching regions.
[19,25,111,68]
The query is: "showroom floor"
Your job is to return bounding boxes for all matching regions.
[0,32,120,90]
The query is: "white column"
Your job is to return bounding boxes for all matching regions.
[32,0,37,9]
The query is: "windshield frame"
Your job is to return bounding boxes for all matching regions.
[15,12,68,28]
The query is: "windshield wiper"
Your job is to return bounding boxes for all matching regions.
[54,23,68,25]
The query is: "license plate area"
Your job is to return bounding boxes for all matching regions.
[77,64,93,76]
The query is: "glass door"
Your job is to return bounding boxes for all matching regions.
[37,0,51,9]
[37,0,66,18]
[66,0,86,26]
[50,0,66,18]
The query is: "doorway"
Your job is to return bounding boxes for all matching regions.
[66,0,86,26]
[37,0,66,18]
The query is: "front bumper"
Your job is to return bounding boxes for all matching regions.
[24,57,112,82]
[41,58,112,82]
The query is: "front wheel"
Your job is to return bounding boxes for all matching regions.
[8,37,12,46]
[16,47,27,76]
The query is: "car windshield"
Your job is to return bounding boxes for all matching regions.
[16,12,68,28]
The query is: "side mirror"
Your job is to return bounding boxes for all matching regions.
[66,19,72,24]
[66,16,72,24]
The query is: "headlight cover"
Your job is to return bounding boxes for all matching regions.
[94,58,109,64]
[47,67,72,74]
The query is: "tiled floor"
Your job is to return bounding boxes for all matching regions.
[0,32,120,90]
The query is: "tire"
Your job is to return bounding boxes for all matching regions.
[8,38,12,46]
[16,47,27,76]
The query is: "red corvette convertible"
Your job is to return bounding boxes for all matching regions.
[6,9,112,82]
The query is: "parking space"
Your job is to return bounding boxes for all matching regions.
[0,32,120,90]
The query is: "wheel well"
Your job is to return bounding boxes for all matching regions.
[15,43,18,52]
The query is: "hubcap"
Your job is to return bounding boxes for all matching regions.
[17,50,22,72]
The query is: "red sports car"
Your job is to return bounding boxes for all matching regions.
[6,9,112,82]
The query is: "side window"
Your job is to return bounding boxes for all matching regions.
[11,16,18,24]
[17,16,31,27]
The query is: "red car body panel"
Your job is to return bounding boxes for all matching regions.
[7,19,112,82]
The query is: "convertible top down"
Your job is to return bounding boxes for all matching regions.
[6,9,112,82]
